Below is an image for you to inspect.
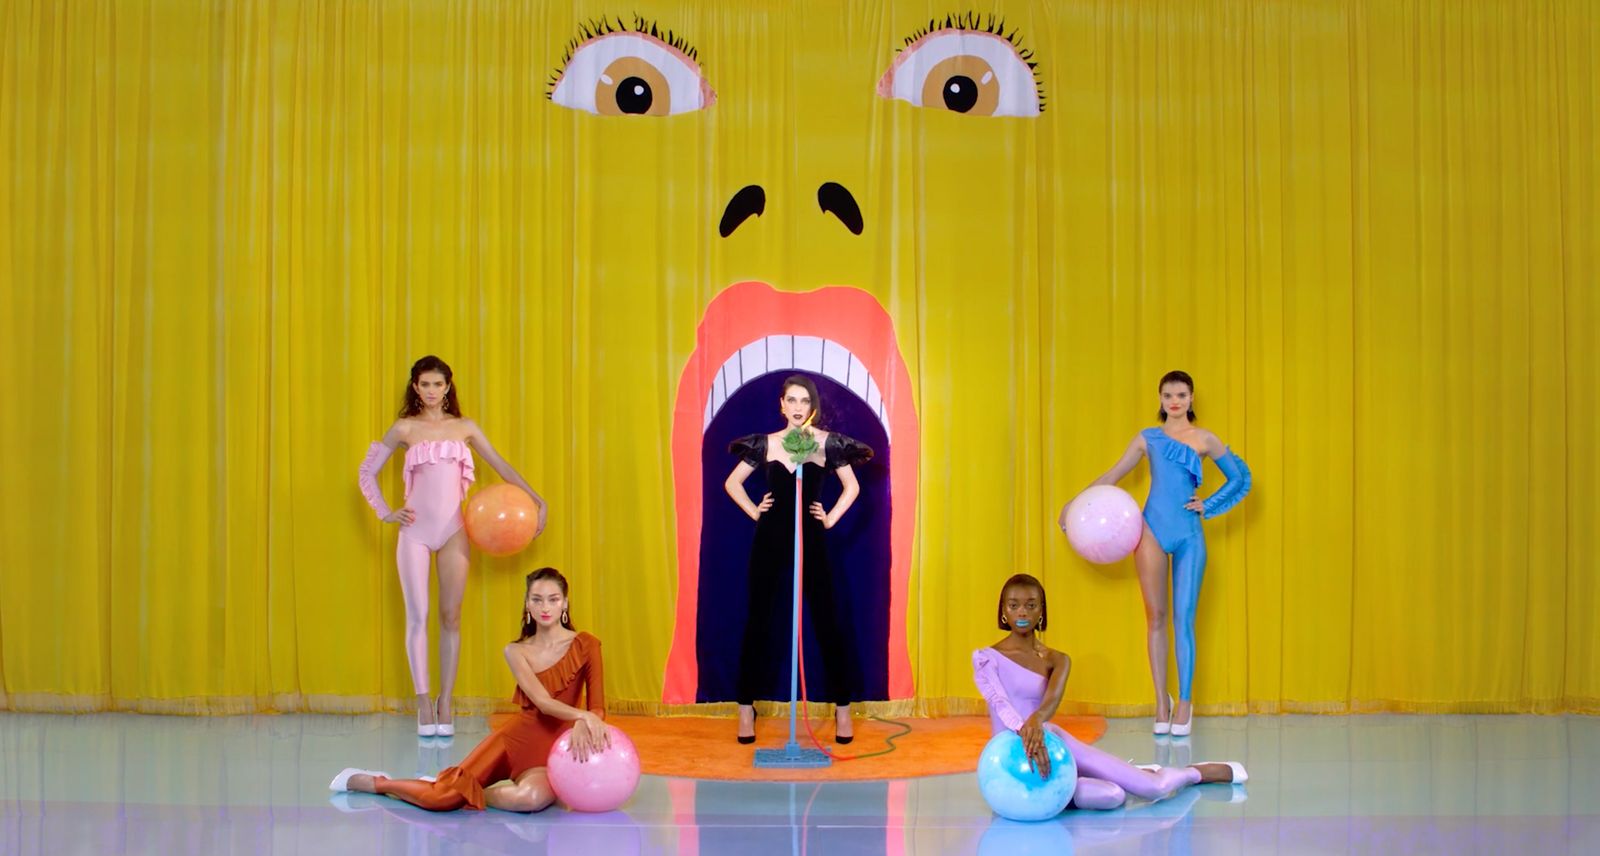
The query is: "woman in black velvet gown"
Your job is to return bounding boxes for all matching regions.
[724,374,873,745]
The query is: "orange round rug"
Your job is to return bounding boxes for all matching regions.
[488,714,1105,782]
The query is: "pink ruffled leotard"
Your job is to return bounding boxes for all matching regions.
[357,438,478,695]
[398,440,475,551]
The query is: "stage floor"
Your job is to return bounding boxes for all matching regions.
[3,711,1596,855]
[565,712,1106,781]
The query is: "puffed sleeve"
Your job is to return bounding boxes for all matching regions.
[728,434,768,468]
[824,432,874,470]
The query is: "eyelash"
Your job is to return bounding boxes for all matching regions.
[548,15,702,96]
[896,12,1046,110]
[550,14,1042,113]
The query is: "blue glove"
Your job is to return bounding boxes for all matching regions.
[1202,451,1251,519]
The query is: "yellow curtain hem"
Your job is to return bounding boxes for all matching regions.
[4,693,1597,716]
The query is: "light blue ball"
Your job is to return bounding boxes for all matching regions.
[976,729,1078,822]
[977,818,1076,856]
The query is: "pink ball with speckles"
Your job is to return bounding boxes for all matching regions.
[547,725,641,813]
[1062,486,1144,564]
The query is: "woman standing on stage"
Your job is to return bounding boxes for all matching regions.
[357,355,547,736]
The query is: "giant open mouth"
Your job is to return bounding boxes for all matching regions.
[663,281,917,704]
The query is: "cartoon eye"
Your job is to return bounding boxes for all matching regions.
[877,24,1042,117]
[549,23,715,117]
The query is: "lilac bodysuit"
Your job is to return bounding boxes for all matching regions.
[972,647,1202,811]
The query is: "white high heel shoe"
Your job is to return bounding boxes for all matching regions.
[329,768,390,792]
[1153,693,1175,735]
[435,698,454,738]
[418,701,438,737]
[1170,698,1193,737]
[1142,760,1248,788]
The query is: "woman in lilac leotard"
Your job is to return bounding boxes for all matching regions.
[1071,370,1251,737]
[973,574,1246,811]
[358,356,548,737]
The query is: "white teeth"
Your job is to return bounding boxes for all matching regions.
[706,335,891,438]
[821,339,850,380]
[766,335,794,369]
[845,354,870,401]
[737,339,767,382]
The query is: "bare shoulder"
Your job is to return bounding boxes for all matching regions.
[458,417,484,440]
[1197,429,1227,456]
[386,419,414,444]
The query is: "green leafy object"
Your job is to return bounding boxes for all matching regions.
[782,428,819,464]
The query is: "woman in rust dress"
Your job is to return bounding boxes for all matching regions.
[329,567,606,812]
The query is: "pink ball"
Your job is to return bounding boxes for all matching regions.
[546,725,641,813]
[1062,486,1143,564]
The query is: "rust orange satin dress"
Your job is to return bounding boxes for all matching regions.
[375,631,605,811]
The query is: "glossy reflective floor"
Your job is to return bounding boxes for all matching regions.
[3,712,1596,855]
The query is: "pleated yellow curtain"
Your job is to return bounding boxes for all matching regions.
[1,0,1595,716]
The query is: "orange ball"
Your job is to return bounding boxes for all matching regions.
[463,484,539,556]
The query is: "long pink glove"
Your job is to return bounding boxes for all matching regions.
[358,442,396,519]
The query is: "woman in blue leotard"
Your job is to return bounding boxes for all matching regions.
[1068,370,1251,737]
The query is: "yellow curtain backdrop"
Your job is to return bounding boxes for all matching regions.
[2,0,1595,717]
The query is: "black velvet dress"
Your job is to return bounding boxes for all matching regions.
[728,431,874,706]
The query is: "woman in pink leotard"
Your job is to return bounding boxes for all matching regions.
[358,355,548,737]
[972,574,1246,811]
